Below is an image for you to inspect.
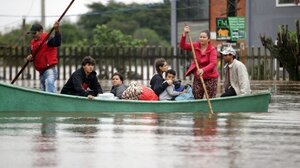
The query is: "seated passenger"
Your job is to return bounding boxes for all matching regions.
[150,58,172,96]
[159,69,186,100]
[220,46,251,97]
[110,72,127,99]
[60,56,103,99]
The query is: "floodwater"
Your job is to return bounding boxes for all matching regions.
[0,81,300,168]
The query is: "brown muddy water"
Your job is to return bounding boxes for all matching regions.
[0,80,299,168]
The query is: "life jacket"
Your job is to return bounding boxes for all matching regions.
[31,33,58,72]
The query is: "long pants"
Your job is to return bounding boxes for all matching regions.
[192,77,218,99]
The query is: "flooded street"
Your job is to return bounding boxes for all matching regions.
[0,80,299,168]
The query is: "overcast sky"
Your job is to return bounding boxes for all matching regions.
[0,0,163,33]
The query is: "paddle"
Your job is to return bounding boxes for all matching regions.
[185,29,214,115]
[11,0,76,84]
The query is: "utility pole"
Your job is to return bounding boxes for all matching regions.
[41,0,45,27]
[22,18,26,46]
[170,0,177,68]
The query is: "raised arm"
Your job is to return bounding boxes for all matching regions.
[179,25,192,50]
[47,21,61,47]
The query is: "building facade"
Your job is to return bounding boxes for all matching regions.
[247,0,300,47]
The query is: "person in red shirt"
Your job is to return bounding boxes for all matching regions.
[180,26,219,99]
[26,21,61,93]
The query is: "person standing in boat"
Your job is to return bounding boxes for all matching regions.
[220,46,251,97]
[180,26,219,99]
[110,72,127,99]
[150,58,172,96]
[60,56,103,99]
[26,22,61,93]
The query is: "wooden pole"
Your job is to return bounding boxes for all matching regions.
[186,33,214,114]
[11,0,76,84]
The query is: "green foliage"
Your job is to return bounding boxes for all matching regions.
[79,25,147,47]
[0,27,31,46]
[0,21,85,47]
[0,0,173,47]
[60,22,86,46]
[133,28,170,47]
[107,19,139,34]
[77,0,171,43]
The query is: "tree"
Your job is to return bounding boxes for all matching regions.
[107,19,140,35]
[60,22,86,46]
[260,20,300,81]
[77,0,171,44]
[133,28,170,47]
[0,21,85,47]
[0,27,30,47]
[79,24,147,47]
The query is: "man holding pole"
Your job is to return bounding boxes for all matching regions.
[26,21,61,93]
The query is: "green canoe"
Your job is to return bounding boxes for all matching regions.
[0,82,271,113]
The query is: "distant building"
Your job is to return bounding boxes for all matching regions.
[247,0,300,47]
[176,0,299,48]
[176,0,209,43]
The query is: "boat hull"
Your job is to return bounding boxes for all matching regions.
[0,82,271,113]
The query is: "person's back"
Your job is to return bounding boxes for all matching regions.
[61,56,103,99]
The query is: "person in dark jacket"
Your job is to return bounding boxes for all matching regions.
[150,58,172,96]
[60,56,103,99]
[26,22,61,93]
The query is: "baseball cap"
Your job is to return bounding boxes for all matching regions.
[220,46,236,56]
[27,24,43,34]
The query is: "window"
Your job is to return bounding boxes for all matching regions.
[276,0,300,7]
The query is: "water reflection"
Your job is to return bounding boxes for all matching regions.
[193,114,217,137]
[32,117,58,168]
[66,118,99,138]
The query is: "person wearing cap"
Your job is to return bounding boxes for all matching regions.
[60,56,103,100]
[220,46,251,97]
[180,26,219,99]
[26,21,61,93]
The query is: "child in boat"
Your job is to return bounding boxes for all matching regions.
[159,69,186,100]
[110,72,127,99]
[150,58,172,96]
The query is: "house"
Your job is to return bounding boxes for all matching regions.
[247,0,300,47]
